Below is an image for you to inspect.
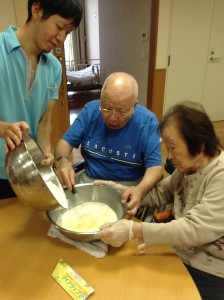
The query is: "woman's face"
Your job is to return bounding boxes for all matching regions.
[162,124,204,174]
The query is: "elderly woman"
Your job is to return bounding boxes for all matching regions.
[94,101,224,300]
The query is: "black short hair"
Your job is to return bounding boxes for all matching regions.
[159,101,222,157]
[27,0,83,27]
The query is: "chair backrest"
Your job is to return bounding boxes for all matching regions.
[72,159,85,173]
[164,159,175,174]
[153,209,174,223]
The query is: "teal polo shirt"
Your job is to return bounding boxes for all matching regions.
[0,26,62,179]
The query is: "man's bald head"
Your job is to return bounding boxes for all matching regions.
[101,72,138,106]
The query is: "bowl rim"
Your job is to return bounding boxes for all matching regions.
[23,134,61,185]
[5,133,68,209]
[48,217,99,235]
[46,183,127,235]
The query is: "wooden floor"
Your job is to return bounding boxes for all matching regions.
[68,90,100,162]
[68,89,101,110]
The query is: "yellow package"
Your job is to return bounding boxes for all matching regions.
[52,259,95,299]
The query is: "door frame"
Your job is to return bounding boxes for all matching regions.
[147,0,160,110]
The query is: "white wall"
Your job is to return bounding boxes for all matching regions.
[85,0,100,62]
[98,0,151,106]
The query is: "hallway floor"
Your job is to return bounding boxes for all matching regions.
[68,90,101,162]
[68,89,101,125]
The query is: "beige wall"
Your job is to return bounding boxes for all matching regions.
[14,0,27,27]
[85,0,100,61]
[0,0,27,30]
[0,0,16,31]
[98,0,151,106]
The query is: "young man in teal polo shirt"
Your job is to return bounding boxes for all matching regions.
[0,0,83,198]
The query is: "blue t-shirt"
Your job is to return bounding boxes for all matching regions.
[63,100,162,181]
[0,26,62,179]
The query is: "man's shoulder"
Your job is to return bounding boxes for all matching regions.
[135,104,158,120]
[136,104,153,113]
[0,26,13,37]
[0,29,4,41]
[42,52,61,69]
[0,32,4,45]
[77,99,101,119]
[83,99,100,110]
[0,26,18,49]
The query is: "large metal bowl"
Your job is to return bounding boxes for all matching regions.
[5,134,68,211]
[46,183,127,242]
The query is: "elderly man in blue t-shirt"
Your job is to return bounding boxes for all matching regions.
[54,72,162,217]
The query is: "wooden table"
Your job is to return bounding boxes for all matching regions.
[0,198,201,300]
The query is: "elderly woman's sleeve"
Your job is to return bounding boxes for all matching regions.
[141,169,224,248]
[140,174,175,208]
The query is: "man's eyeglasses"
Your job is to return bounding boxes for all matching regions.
[99,103,134,119]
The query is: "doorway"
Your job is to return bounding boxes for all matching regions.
[163,0,224,121]
[64,0,101,124]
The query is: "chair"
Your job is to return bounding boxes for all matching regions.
[164,158,175,175]
[152,158,175,223]
[153,209,174,223]
[72,159,85,173]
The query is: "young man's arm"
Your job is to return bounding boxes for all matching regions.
[36,100,56,165]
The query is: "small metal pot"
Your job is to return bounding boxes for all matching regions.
[5,134,68,210]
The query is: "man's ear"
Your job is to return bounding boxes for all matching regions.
[31,2,43,21]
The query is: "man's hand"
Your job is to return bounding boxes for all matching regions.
[54,157,75,191]
[121,186,143,216]
[3,121,29,153]
[94,180,142,216]
[41,152,54,166]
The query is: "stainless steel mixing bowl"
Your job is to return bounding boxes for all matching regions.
[5,134,68,210]
[46,183,127,242]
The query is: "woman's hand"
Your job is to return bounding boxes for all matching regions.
[94,180,128,194]
[94,219,134,247]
